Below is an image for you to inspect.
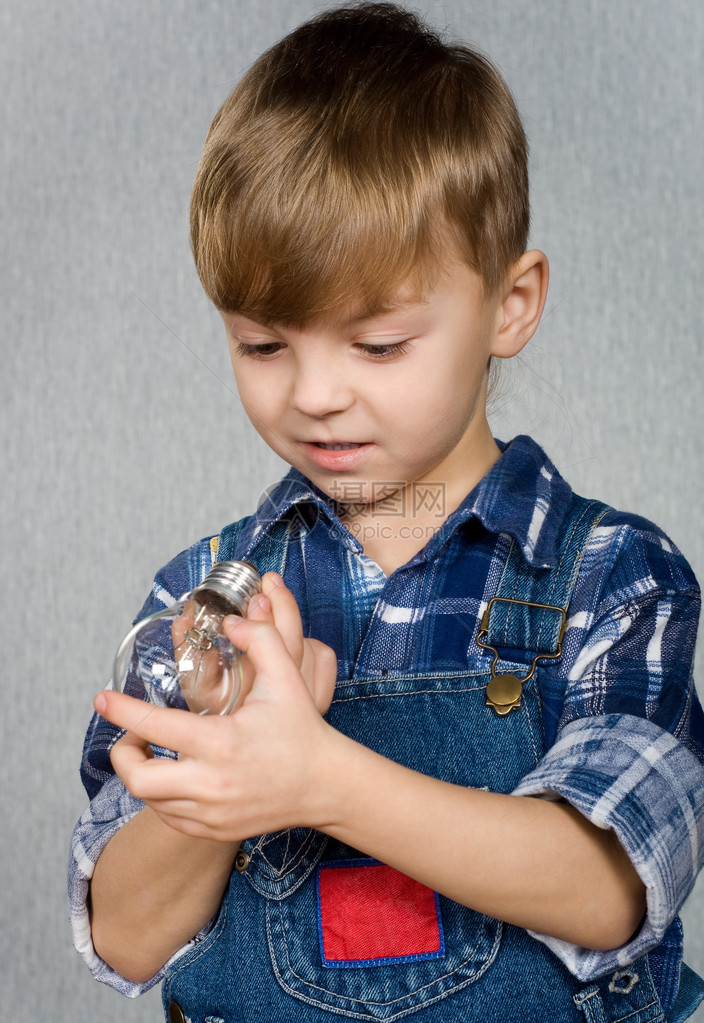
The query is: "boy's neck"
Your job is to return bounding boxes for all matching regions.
[340,424,501,576]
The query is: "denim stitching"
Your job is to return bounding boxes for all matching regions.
[610,1001,661,1023]
[267,895,502,1014]
[254,829,322,881]
[537,505,610,665]
[331,682,496,704]
[574,985,607,1023]
[280,827,293,871]
[537,501,593,650]
[336,669,490,691]
[164,897,229,982]
[522,677,542,765]
[243,832,330,900]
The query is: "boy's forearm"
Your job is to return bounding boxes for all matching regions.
[89,657,645,964]
[90,806,239,984]
[313,728,646,952]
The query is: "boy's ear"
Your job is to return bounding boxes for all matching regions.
[490,250,549,359]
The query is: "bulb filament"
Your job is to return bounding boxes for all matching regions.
[184,625,216,651]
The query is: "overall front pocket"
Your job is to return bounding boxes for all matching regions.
[266,850,502,1021]
[262,668,543,1019]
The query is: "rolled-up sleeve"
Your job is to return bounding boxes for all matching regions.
[513,713,704,980]
[68,535,217,994]
[68,775,157,996]
[511,513,704,982]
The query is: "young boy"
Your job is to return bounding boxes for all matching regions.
[70,4,704,1021]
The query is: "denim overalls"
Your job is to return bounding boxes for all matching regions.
[161,497,690,1023]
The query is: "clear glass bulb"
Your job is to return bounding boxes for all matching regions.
[112,561,261,715]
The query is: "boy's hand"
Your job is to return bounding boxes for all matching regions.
[237,571,337,715]
[101,572,339,841]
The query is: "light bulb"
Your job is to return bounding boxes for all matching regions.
[112,560,261,715]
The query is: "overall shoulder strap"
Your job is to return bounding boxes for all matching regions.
[215,518,246,563]
[478,496,611,720]
[483,495,611,656]
[215,517,289,577]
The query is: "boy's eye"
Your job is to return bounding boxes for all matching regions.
[356,339,414,360]
[235,341,285,359]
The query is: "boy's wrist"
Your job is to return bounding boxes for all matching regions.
[302,723,367,834]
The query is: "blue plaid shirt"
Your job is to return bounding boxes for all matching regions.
[69,435,704,1004]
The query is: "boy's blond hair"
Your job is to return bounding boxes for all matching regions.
[190,2,529,325]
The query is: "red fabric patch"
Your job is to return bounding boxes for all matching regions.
[317,860,443,964]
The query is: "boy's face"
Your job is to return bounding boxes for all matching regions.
[220,258,505,511]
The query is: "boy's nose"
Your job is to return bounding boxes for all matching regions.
[290,363,354,418]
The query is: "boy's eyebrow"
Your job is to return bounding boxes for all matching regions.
[224,295,430,333]
[347,296,429,324]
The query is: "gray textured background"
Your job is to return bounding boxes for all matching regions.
[2,1,703,1019]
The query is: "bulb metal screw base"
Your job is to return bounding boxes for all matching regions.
[192,560,262,616]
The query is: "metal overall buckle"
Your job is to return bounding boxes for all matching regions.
[476,597,567,716]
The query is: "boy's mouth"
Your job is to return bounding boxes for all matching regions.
[302,440,372,471]
[314,442,362,450]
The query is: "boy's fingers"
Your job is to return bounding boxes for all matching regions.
[309,638,337,681]
[229,572,305,668]
[308,638,338,714]
[221,616,307,699]
[246,591,273,620]
[95,690,202,755]
[107,727,188,802]
[109,729,155,774]
[260,572,305,666]
[114,754,193,803]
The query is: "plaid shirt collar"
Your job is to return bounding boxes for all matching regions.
[239,435,572,570]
